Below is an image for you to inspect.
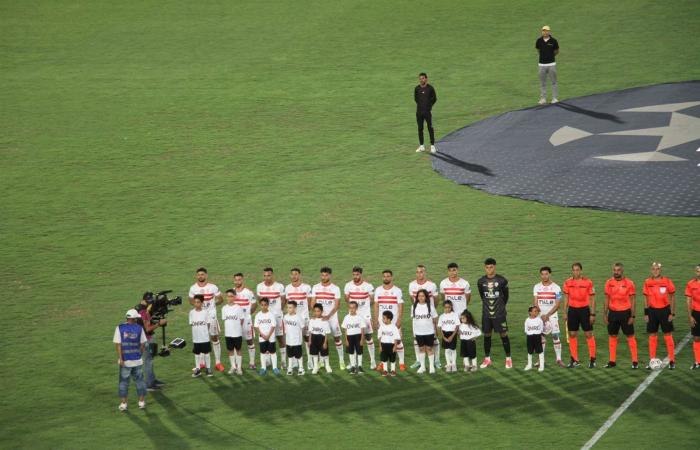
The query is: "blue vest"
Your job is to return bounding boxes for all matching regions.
[119,322,143,361]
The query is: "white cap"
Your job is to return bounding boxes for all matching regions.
[126,309,140,319]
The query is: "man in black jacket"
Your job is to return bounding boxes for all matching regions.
[536,25,559,104]
[414,73,437,154]
[477,258,512,369]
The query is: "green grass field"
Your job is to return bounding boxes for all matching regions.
[1,0,699,448]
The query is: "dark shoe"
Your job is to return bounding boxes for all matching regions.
[604,361,616,368]
[588,358,597,369]
[668,361,676,370]
[631,361,639,369]
[567,359,581,369]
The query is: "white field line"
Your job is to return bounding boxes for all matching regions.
[581,333,692,450]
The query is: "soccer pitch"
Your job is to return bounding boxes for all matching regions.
[1,0,699,448]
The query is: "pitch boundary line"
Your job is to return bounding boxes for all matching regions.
[581,333,692,450]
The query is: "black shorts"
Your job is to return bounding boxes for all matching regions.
[193,342,212,354]
[692,310,700,337]
[646,306,674,334]
[380,342,396,362]
[482,316,508,334]
[567,306,593,332]
[608,309,634,336]
[527,334,543,354]
[286,345,302,359]
[346,334,363,355]
[416,334,435,347]
[442,331,457,350]
[259,341,276,354]
[225,336,243,351]
[460,339,476,358]
[310,334,329,356]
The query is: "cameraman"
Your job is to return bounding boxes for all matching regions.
[138,292,167,391]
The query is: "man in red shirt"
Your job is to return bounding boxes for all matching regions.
[643,262,677,369]
[562,263,597,368]
[686,264,700,370]
[603,263,638,369]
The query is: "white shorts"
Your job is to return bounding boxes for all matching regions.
[275,315,285,337]
[243,317,254,341]
[328,315,342,338]
[362,314,374,334]
[543,316,560,335]
[208,319,220,336]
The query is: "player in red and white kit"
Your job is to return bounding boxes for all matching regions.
[409,265,441,369]
[256,267,287,370]
[440,262,472,318]
[373,269,406,371]
[533,266,565,367]
[285,268,313,369]
[344,266,377,369]
[311,267,345,370]
[232,272,257,369]
[188,267,225,372]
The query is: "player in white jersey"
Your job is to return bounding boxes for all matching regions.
[221,290,245,375]
[256,267,287,369]
[409,265,441,369]
[285,268,313,369]
[188,267,224,372]
[283,301,306,375]
[311,267,345,370]
[532,266,565,367]
[232,273,258,369]
[344,266,377,369]
[373,269,406,371]
[439,262,472,317]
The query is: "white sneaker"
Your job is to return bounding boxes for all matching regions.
[428,366,435,374]
[471,364,478,372]
[464,365,469,372]
[480,358,492,368]
[551,98,559,104]
[138,400,146,410]
[505,357,513,369]
[312,366,319,375]
[227,367,235,375]
[430,145,437,154]
[298,369,305,376]
[325,365,333,374]
[236,368,243,375]
[538,98,547,105]
[416,145,425,153]
[538,365,545,372]
[286,369,293,376]
[370,363,377,370]
[118,402,128,412]
[416,366,426,374]
[524,364,533,371]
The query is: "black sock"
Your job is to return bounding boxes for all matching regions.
[501,336,511,357]
[484,335,492,357]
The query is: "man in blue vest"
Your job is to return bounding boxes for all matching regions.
[113,309,148,411]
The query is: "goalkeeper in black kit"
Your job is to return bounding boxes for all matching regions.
[477,258,512,369]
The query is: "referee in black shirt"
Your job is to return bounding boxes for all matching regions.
[535,25,559,105]
[414,73,437,154]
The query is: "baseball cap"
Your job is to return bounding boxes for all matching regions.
[126,309,140,319]
[542,25,551,31]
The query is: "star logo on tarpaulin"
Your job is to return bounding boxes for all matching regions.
[549,101,700,162]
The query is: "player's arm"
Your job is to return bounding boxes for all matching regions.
[360,324,366,346]
[414,86,418,104]
[322,332,328,350]
[430,86,437,106]
[603,290,610,325]
[465,291,472,307]
[554,40,560,56]
[115,343,124,366]
[250,301,257,315]
[215,291,224,306]
[562,290,569,321]
[589,290,596,324]
[669,292,676,320]
[629,293,637,324]
[396,303,404,328]
[372,299,379,328]
[687,294,695,326]
[502,278,509,304]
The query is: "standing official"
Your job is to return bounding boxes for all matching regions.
[643,262,677,369]
[536,25,559,105]
[562,263,597,368]
[414,72,437,154]
[603,263,639,369]
[477,258,512,369]
[686,264,700,370]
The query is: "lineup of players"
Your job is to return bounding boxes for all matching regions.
[186,261,700,376]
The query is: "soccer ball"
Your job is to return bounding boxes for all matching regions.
[648,358,663,370]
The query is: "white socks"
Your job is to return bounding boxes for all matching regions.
[445,349,456,366]
[553,339,562,360]
[204,353,211,369]
[418,351,426,369]
[336,342,344,362]
[270,353,278,369]
[357,354,363,367]
[539,352,545,369]
[414,343,421,363]
[397,344,405,365]
[248,344,256,365]
[324,356,330,370]
[367,340,376,365]
[434,341,441,364]
[350,353,357,367]
[212,340,221,364]
[260,353,267,368]
[427,353,435,370]
[280,347,286,366]
[229,355,236,368]
[390,362,396,371]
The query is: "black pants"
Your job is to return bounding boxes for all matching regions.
[380,343,396,363]
[527,334,543,354]
[416,110,435,145]
[346,334,363,355]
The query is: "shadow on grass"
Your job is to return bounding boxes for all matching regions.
[431,152,494,177]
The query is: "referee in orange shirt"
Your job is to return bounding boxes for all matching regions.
[603,263,639,369]
[643,262,677,369]
[562,262,597,368]
[686,264,700,370]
